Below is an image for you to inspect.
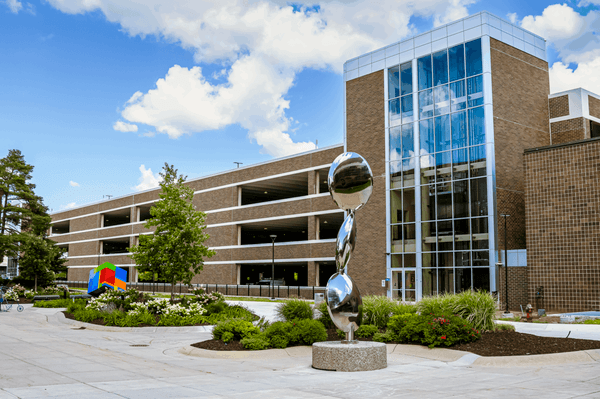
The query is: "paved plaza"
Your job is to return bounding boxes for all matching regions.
[1,303,600,398]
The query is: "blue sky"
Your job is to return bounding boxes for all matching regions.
[1,0,599,213]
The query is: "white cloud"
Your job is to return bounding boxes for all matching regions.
[113,120,138,132]
[46,0,478,156]
[4,0,22,13]
[549,58,600,94]
[507,12,517,24]
[134,164,162,191]
[69,180,80,187]
[521,4,600,94]
[61,202,77,210]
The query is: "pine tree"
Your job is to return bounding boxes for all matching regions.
[128,163,215,301]
[0,149,51,262]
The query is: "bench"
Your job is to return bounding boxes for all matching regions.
[32,295,60,303]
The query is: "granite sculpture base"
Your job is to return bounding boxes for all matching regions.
[312,341,387,372]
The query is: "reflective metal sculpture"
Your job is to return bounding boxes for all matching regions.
[325,152,373,343]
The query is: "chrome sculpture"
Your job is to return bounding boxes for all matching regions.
[326,152,373,343]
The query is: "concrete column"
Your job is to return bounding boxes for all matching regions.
[130,207,137,223]
[98,241,103,255]
[308,261,317,287]
[308,215,317,241]
[315,170,320,194]
[99,213,104,228]
[315,262,320,286]
[237,225,242,245]
[315,216,320,240]
[236,264,241,285]
[308,171,316,195]
[237,186,242,206]
[137,207,141,222]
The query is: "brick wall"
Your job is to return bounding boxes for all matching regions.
[589,95,600,119]
[549,95,569,119]
[525,138,600,312]
[490,37,550,305]
[550,118,588,144]
[497,266,529,311]
[345,69,387,296]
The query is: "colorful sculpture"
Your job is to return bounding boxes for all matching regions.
[88,262,126,296]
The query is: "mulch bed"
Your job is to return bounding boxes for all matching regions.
[192,328,600,357]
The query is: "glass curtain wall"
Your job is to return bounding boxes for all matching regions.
[388,38,491,300]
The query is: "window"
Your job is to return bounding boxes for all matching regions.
[400,62,412,95]
[418,55,432,91]
[388,65,400,99]
[449,44,465,82]
[465,38,482,77]
[591,120,600,138]
[419,89,434,119]
[433,50,448,86]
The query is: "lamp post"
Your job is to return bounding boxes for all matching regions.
[270,235,277,300]
[500,214,510,314]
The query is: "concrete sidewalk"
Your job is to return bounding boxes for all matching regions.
[0,305,599,398]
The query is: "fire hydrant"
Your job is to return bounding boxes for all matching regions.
[525,303,533,322]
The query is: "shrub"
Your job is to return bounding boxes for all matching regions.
[33,298,71,308]
[288,319,327,345]
[264,321,292,348]
[241,334,270,350]
[67,299,87,313]
[493,323,516,331]
[355,324,378,338]
[3,288,19,302]
[584,319,600,325]
[316,301,333,328]
[373,331,394,343]
[205,301,227,315]
[193,291,225,306]
[336,329,346,339]
[73,308,103,323]
[362,295,416,329]
[203,304,257,324]
[276,298,313,321]
[212,319,260,342]
[417,290,496,331]
[387,313,481,348]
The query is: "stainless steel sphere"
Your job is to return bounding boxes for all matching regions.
[328,152,373,212]
[325,272,363,333]
[335,212,356,272]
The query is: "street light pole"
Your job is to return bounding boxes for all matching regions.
[500,214,510,313]
[270,235,277,300]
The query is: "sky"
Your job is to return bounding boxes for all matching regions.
[1,0,599,213]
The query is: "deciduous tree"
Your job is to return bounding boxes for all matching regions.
[128,163,214,301]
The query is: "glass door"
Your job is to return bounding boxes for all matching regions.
[391,269,417,302]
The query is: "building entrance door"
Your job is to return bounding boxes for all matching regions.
[391,269,416,302]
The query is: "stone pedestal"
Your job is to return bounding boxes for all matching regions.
[312,341,387,372]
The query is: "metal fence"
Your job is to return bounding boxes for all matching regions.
[58,281,326,300]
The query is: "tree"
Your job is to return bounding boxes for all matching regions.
[19,234,67,291]
[128,163,215,301]
[0,149,51,262]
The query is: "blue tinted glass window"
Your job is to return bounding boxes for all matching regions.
[435,115,451,152]
[420,118,435,155]
[450,80,466,111]
[389,98,401,127]
[468,106,485,145]
[469,145,486,163]
[419,89,433,119]
[418,55,432,91]
[467,75,484,107]
[401,95,413,123]
[388,66,400,99]
[434,85,450,115]
[451,111,468,148]
[400,62,412,96]
[436,151,451,168]
[432,50,448,86]
[402,124,414,159]
[452,148,468,180]
[448,44,465,82]
[389,126,402,161]
[465,39,482,77]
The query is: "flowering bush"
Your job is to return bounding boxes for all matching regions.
[42,286,62,295]
[3,288,19,301]
[11,284,26,297]
[387,313,480,348]
[146,298,170,314]
[192,291,224,306]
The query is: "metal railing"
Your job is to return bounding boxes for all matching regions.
[58,281,326,300]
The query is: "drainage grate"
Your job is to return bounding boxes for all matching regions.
[130,344,149,347]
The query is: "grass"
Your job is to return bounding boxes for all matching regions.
[33,298,73,308]
[225,296,291,303]
[417,290,497,331]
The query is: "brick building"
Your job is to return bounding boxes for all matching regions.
[49,11,599,310]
